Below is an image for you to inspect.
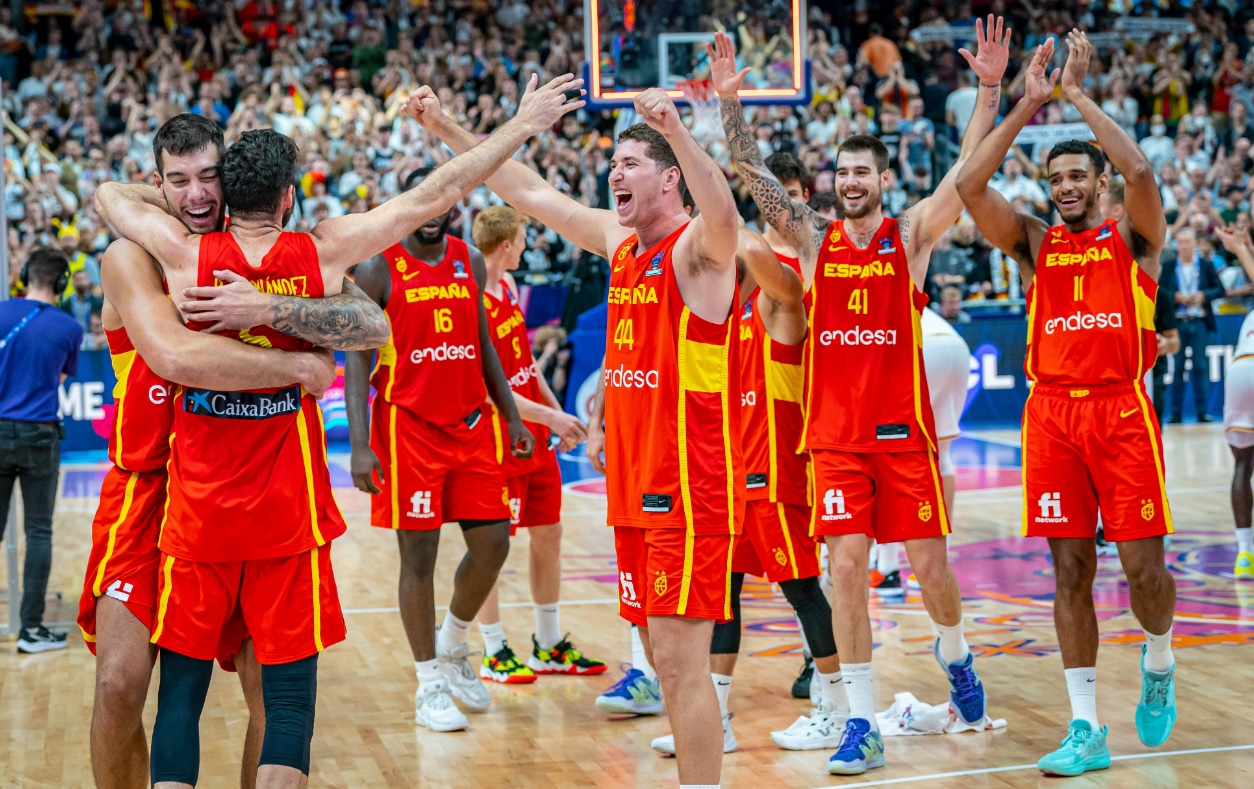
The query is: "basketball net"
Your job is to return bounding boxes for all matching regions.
[676,78,714,106]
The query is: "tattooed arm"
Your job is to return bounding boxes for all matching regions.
[710,33,828,273]
[175,273,389,350]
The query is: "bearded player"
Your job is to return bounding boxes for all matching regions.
[467,205,605,684]
[85,113,387,789]
[413,82,743,786]
[957,32,1176,776]
[94,77,581,786]
[714,19,1008,774]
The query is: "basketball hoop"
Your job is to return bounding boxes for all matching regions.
[676,78,715,106]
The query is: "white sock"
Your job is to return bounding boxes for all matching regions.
[479,621,505,656]
[935,619,971,665]
[437,611,472,653]
[1238,528,1253,555]
[534,604,561,650]
[1143,627,1174,673]
[415,659,442,690]
[712,673,733,717]
[840,661,877,729]
[1064,667,1099,727]
[816,668,850,712]
[876,543,899,575]
[631,625,657,680]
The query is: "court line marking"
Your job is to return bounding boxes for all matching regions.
[879,606,1254,627]
[343,597,618,616]
[812,743,1254,788]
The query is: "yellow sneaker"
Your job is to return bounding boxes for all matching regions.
[1235,551,1254,580]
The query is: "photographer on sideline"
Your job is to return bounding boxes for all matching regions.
[0,248,82,653]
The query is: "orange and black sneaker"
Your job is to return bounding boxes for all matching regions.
[527,634,608,675]
[868,569,904,599]
[480,642,537,684]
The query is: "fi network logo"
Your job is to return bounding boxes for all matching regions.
[821,489,852,521]
[408,490,435,519]
[1037,492,1067,522]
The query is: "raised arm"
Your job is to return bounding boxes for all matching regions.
[1061,30,1166,273]
[956,40,1058,288]
[312,74,588,277]
[710,32,827,267]
[633,88,740,270]
[174,271,388,350]
[101,239,335,395]
[417,90,619,258]
[739,227,806,346]
[902,16,1010,270]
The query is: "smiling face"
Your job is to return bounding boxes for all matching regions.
[833,148,887,220]
[154,145,223,235]
[608,138,682,230]
[1047,153,1106,225]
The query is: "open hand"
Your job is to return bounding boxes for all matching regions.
[515,73,585,136]
[547,410,588,453]
[958,15,1011,87]
[1216,223,1251,254]
[1024,38,1061,106]
[707,31,751,97]
[1062,29,1092,98]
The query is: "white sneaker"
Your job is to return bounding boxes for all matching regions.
[415,680,469,732]
[437,641,492,713]
[651,713,738,755]
[771,697,850,750]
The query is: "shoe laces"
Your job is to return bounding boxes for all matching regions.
[948,661,981,704]
[1062,725,1095,753]
[1143,674,1171,707]
[424,685,456,710]
[489,645,522,668]
[602,663,639,693]
[452,651,483,681]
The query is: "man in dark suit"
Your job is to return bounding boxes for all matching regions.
[1160,228,1225,422]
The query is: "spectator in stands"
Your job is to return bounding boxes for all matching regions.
[533,326,570,405]
[83,310,107,352]
[1162,228,1225,424]
[858,23,901,78]
[1141,115,1174,172]
[59,269,101,334]
[937,285,971,325]
[991,154,1048,217]
[946,72,978,142]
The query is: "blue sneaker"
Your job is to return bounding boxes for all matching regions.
[827,718,885,775]
[1136,645,1177,747]
[1037,719,1111,776]
[594,664,662,715]
[934,639,986,724]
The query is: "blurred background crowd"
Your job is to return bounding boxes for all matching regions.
[3,1,1254,410]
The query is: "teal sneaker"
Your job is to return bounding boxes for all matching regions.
[1136,645,1177,747]
[1037,719,1111,776]
[827,718,885,775]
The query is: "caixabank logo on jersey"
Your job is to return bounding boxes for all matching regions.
[183,387,302,420]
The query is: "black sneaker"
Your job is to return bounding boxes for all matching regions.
[1096,526,1118,557]
[1197,414,1214,424]
[791,656,814,699]
[871,569,904,598]
[17,626,67,653]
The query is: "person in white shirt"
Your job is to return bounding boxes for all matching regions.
[990,156,1047,215]
[945,72,979,141]
[1140,114,1174,172]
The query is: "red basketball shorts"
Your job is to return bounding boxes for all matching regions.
[371,401,511,529]
[809,449,949,543]
[614,526,734,626]
[732,500,821,581]
[150,545,346,666]
[1022,382,1172,541]
[78,467,166,655]
[507,446,562,534]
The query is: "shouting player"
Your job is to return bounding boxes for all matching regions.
[344,169,533,732]
[85,113,387,789]
[956,32,1177,776]
[94,76,581,787]
[413,82,743,787]
[713,19,1008,774]
[468,205,605,684]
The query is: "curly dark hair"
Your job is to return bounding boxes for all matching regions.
[1046,140,1107,176]
[152,113,225,176]
[221,129,299,219]
[765,151,809,190]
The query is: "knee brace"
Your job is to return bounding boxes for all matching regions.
[938,440,954,477]
[150,650,214,786]
[779,577,836,659]
[709,573,744,655]
[259,654,319,775]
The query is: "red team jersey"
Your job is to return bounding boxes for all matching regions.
[104,326,173,472]
[603,224,744,535]
[738,256,809,506]
[484,278,549,477]
[161,232,347,562]
[1026,221,1159,386]
[802,219,937,453]
[370,236,486,426]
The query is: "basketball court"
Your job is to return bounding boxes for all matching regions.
[2,425,1251,787]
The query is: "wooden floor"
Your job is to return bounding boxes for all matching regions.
[3,425,1254,788]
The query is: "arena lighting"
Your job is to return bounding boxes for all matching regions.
[583,0,810,108]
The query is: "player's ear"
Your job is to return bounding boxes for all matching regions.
[1096,171,1109,196]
